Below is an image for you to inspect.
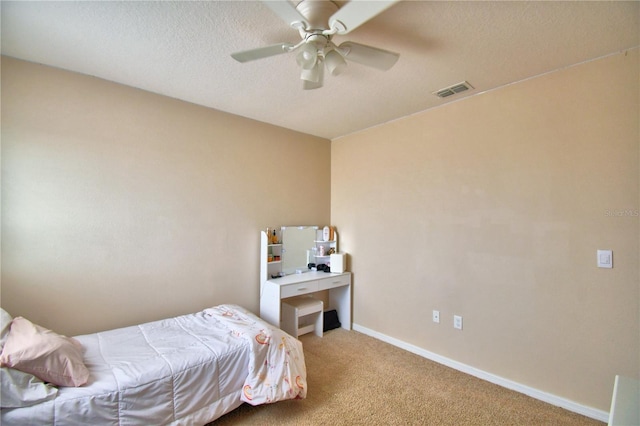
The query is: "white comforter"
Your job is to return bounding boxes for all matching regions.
[1,305,306,425]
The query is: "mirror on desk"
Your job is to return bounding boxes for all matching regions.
[281,226,317,274]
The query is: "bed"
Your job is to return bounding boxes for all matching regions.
[0,304,307,425]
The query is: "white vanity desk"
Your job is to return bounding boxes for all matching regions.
[260,271,351,331]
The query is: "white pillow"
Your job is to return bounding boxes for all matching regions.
[0,317,89,387]
[1,367,58,408]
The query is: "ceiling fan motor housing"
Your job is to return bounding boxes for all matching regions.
[305,33,330,50]
[295,0,339,31]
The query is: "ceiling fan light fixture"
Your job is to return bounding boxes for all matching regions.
[301,58,323,83]
[296,44,318,69]
[302,77,323,90]
[325,49,347,76]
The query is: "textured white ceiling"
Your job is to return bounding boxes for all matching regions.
[1,1,638,140]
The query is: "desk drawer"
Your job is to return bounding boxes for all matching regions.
[317,274,350,291]
[281,281,318,298]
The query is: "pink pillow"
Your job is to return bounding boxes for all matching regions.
[0,317,89,387]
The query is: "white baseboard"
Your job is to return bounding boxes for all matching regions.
[352,323,609,423]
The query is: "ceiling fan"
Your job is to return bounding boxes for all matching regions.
[231,0,401,90]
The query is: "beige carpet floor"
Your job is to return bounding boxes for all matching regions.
[212,328,604,425]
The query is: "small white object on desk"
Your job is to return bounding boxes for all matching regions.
[330,252,346,273]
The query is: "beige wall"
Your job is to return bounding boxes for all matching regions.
[2,50,638,414]
[332,50,639,411]
[1,57,331,335]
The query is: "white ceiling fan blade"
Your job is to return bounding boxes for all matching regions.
[262,0,309,30]
[329,0,399,35]
[231,43,295,63]
[338,41,399,70]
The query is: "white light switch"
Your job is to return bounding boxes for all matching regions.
[597,250,613,268]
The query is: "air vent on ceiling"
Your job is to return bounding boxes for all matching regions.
[433,81,474,98]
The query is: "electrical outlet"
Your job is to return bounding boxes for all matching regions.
[453,315,463,330]
[432,310,440,323]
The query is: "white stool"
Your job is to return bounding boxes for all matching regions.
[282,297,323,339]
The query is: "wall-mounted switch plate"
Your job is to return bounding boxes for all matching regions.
[454,315,463,330]
[432,310,440,323]
[597,250,613,268]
